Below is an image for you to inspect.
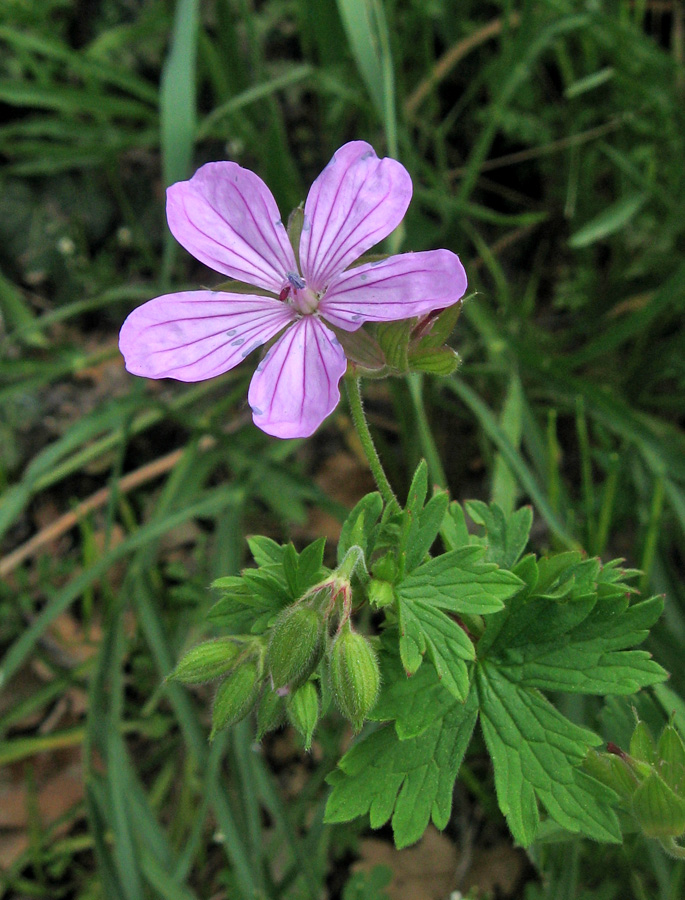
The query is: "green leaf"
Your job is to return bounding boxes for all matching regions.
[325,689,478,848]
[404,489,449,572]
[208,566,291,634]
[372,643,460,739]
[405,460,428,516]
[397,593,474,700]
[465,501,532,569]
[482,556,667,695]
[338,492,384,564]
[246,536,285,567]
[477,662,621,846]
[295,537,327,593]
[282,543,300,597]
[397,546,523,616]
[440,500,471,551]
[394,536,521,696]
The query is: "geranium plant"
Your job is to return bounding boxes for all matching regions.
[120,142,682,859]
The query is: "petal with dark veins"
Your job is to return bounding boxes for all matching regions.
[167,162,296,293]
[248,317,347,438]
[319,250,467,331]
[299,142,412,291]
[119,291,295,382]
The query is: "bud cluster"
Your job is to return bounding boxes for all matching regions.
[585,717,685,854]
[168,636,264,739]
[334,297,463,379]
[171,546,381,747]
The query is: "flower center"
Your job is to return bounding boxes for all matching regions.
[283,272,320,315]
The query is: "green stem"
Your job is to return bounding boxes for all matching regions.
[660,837,685,860]
[345,377,399,508]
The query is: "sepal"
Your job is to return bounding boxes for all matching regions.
[169,638,240,684]
[210,656,262,738]
[256,688,286,740]
[286,680,320,750]
[633,774,685,838]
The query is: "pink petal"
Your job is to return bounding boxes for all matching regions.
[248,316,347,438]
[167,162,297,293]
[299,142,412,291]
[119,291,296,382]
[318,250,467,331]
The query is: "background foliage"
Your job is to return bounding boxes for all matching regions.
[0,0,684,897]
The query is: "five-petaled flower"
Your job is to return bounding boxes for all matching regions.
[119,141,467,438]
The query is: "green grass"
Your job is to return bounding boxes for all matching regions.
[1,0,684,897]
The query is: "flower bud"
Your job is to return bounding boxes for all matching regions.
[329,625,380,732]
[169,638,240,684]
[286,681,320,751]
[211,657,261,738]
[368,579,395,609]
[256,688,285,741]
[657,724,685,796]
[266,604,324,690]
[372,553,396,583]
[632,773,685,838]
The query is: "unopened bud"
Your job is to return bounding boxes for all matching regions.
[372,553,396,583]
[169,638,239,684]
[632,773,685,838]
[256,688,285,741]
[211,657,261,738]
[329,625,380,731]
[266,604,324,690]
[368,579,394,609]
[286,681,320,751]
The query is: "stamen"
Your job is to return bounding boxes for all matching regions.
[287,272,306,290]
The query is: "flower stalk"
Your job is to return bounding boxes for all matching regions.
[345,376,399,509]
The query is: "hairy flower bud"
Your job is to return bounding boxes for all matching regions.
[256,688,285,741]
[371,553,396,583]
[286,681,320,751]
[368,578,395,609]
[211,657,261,738]
[266,604,324,690]
[329,625,380,731]
[169,638,240,684]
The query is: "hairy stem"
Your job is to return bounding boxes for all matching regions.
[660,837,685,860]
[345,377,399,509]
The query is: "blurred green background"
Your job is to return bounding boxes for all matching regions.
[1,0,684,897]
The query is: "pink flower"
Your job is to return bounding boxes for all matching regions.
[119,141,467,438]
